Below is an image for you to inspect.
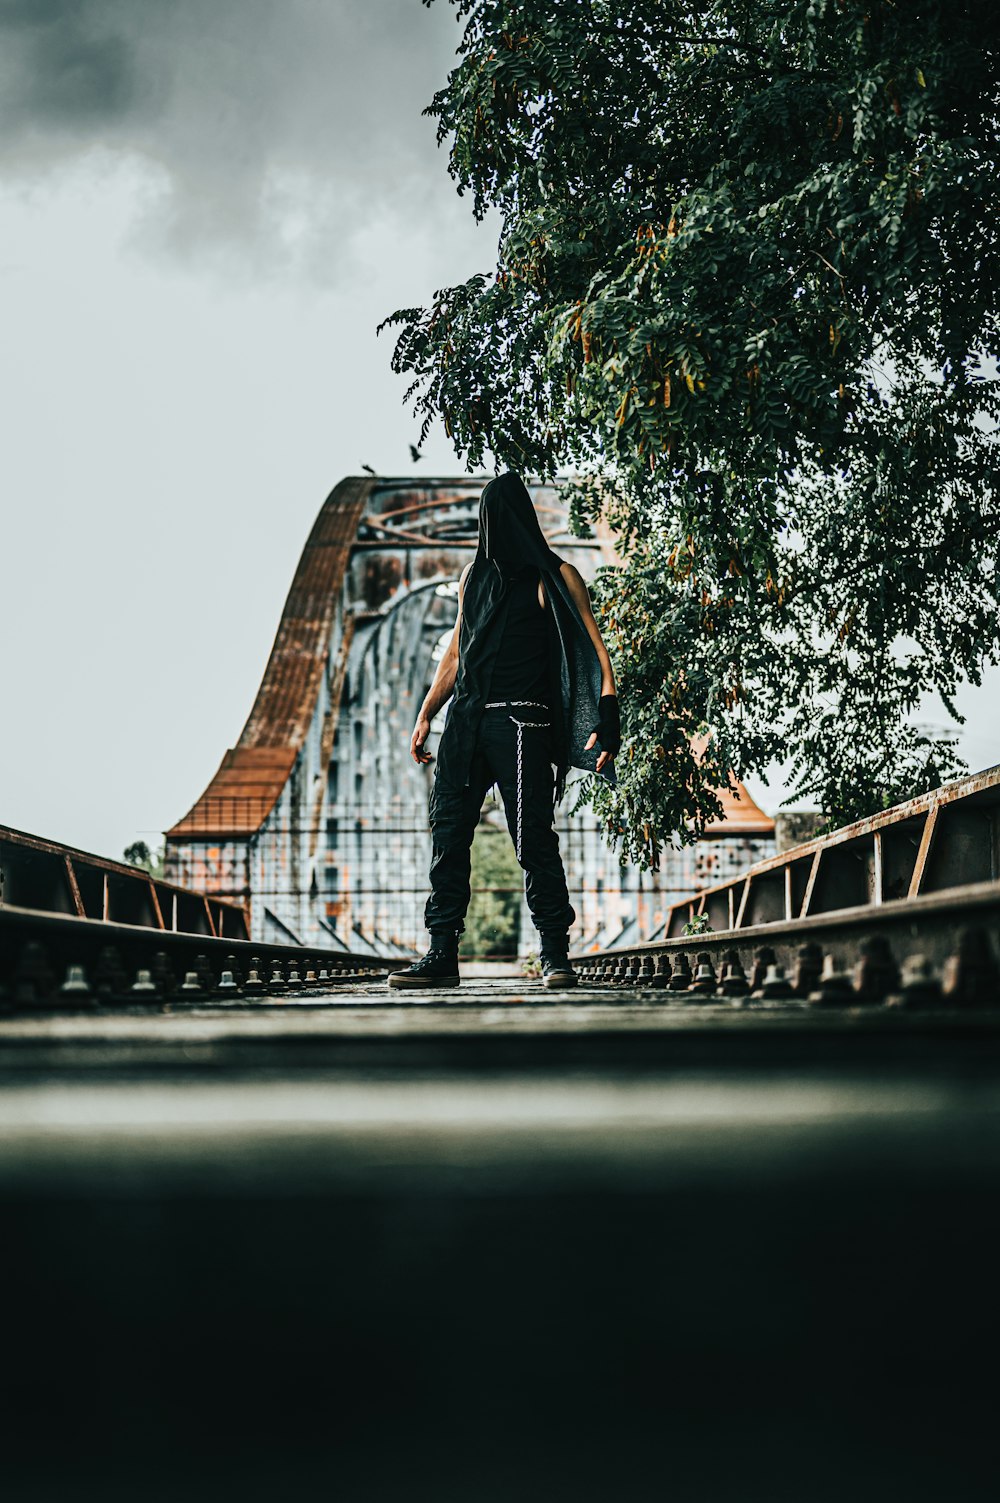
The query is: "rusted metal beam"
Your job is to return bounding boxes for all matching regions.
[359,518,471,547]
[148,880,165,931]
[308,613,355,863]
[908,805,939,899]
[735,876,751,927]
[800,849,822,918]
[63,857,85,919]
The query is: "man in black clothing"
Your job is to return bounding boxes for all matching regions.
[389,473,620,992]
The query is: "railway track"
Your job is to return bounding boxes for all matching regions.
[2,774,999,1008]
[2,785,999,1503]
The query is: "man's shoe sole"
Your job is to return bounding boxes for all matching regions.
[387,972,461,990]
[543,971,578,990]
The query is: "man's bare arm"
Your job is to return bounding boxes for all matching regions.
[559,562,617,697]
[410,563,473,765]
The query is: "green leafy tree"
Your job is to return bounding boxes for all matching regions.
[462,818,523,957]
[383,0,1000,865]
[123,841,165,880]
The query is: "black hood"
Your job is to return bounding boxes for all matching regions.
[477,471,563,577]
[458,472,563,662]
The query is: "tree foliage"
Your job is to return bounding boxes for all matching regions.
[383,0,1000,865]
[461,817,523,956]
[123,841,165,880]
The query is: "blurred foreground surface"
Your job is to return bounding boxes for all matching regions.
[2,982,998,1502]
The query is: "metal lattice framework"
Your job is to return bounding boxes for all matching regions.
[165,477,776,954]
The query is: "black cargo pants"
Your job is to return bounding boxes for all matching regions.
[424,702,576,945]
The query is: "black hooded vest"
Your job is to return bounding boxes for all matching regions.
[434,472,616,801]
[485,566,552,703]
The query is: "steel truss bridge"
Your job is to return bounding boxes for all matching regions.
[3,501,999,1500]
[162,476,775,957]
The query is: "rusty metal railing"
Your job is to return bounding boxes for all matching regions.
[572,883,1000,1005]
[662,764,1000,937]
[0,825,249,940]
[570,768,1000,1007]
[0,825,403,1009]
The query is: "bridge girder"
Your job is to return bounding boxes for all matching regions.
[165,477,775,953]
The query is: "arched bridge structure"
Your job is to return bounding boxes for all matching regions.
[164,477,775,955]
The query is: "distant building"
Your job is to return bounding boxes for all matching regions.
[774,811,827,854]
[165,477,774,954]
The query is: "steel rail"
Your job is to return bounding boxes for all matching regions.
[571,880,1000,1006]
[0,903,403,1010]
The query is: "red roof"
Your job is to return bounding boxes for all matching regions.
[687,733,774,836]
[703,779,775,837]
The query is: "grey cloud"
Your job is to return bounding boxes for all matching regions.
[0,0,465,275]
[1,2,138,128]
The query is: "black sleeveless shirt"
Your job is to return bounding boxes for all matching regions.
[485,567,551,704]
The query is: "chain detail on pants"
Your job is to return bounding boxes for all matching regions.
[484,700,551,862]
[507,712,551,861]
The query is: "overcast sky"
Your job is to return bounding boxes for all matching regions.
[0,0,996,861]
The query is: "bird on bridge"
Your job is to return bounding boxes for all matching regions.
[409,445,423,463]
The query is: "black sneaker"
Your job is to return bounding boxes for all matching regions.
[388,939,460,990]
[540,951,578,990]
